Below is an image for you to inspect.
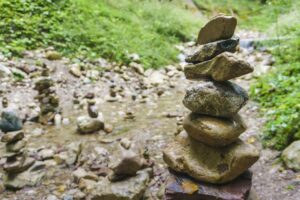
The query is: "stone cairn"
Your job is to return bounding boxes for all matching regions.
[2,131,35,181]
[34,65,60,124]
[164,15,260,199]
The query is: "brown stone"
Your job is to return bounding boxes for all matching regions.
[163,132,259,184]
[1,131,24,144]
[197,15,237,45]
[186,37,239,64]
[165,170,253,200]
[4,157,35,173]
[184,52,253,81]
[183,113,246,147]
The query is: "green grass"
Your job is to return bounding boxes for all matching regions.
[0,0,203,68]
[193,0,294,31]
[249,0,300,150]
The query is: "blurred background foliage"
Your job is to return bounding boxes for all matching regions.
[0,0,299,150]
[0,0,202,68]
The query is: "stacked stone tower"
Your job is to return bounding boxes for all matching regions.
[34,66,60,125]
[2,131,35,178]
[163,15,260,198]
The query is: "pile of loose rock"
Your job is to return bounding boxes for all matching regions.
[164,15,260,199]
[34,66,60,124]
[1,131,37,188]
[2,131,34,174]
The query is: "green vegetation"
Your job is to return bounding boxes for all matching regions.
[193,0,294,31]
[250,1,300,150]
[0,0,202,68]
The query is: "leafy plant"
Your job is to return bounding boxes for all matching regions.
[0,0,203,68]
[251,38,300,150]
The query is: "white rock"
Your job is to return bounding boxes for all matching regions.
[62,118,70,125]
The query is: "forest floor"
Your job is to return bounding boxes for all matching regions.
[0,30,299,199]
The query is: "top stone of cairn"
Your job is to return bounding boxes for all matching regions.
[197,15,237,45]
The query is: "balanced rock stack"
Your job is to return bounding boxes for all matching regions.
[2,131,35,180]
[34,66,60,124]
[164,15,259,199]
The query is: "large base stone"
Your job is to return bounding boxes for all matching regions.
[163,131,259,184]
[165,170,253,200]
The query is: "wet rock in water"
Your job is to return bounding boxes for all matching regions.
[1,130,24,143]
[184,53,254,81]
[165,170,252,200]
[163,132,259,184]
[90,168,152,200]
[45,51,62,60]
[6,140,26,152]
[110,149,144,180]
[77,116,104,134]
[282,140,300,171]
[197,15,237,45]
[183,81,248,118]
[186,37,239,64]
[0,111,23,133]
[4,161,45,189]
[183,113,246,147]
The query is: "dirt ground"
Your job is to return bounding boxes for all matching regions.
[0,38,299,200]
